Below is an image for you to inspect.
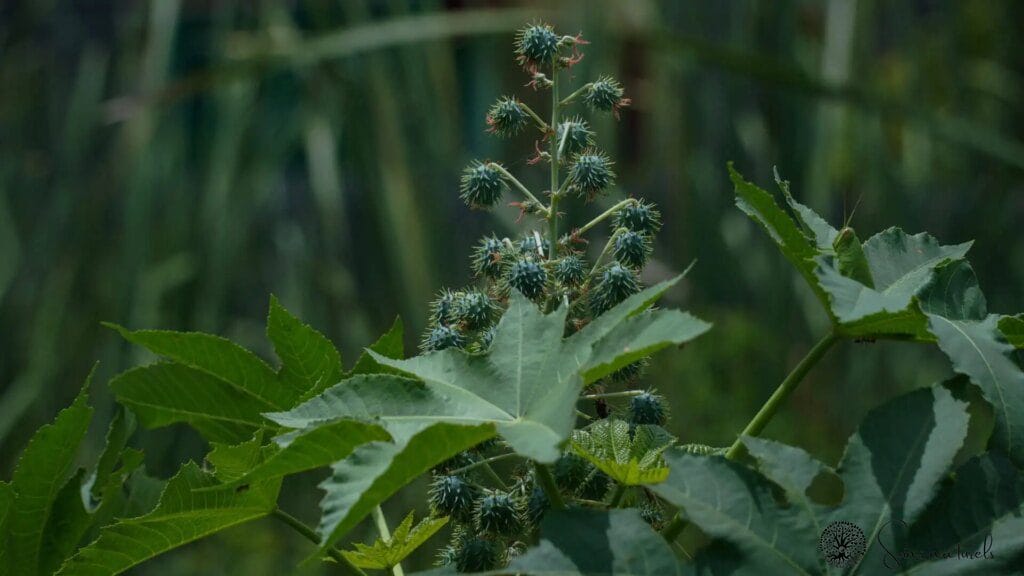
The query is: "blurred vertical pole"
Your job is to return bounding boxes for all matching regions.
[806,0,857,209]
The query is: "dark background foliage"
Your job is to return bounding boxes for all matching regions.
[1,0,1022,572]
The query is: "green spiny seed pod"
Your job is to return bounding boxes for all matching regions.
[507,259,547,300]
[475,491,524,537]
[591,262,639,313]
[526,485,549,526]
[613,230,652,269]
[486,96,529,137]
[472,236,505,279]
[517,234,550,257]
[474,327,496,353]
[584,76,630,113]
[629,391,666,426]
[568,149,615,200]
[460,162,507,209]
[610,359,647,384]
[556,117,595,158]
[552,453,591,492]
[454,290,498,330]
[430,288,459,326]
[430,475,479,522]
[578,469,611,501]
[422,325,465,352]
[639,499,665,530]
[453,534,504,572]
[515,23,559,69]
[554,255,587,287]
[614,199,662,233]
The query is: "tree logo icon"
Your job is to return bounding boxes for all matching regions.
[818,520,866,567]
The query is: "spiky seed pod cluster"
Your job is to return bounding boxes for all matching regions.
[517,233,550,258]
[556,117,595,158]
[526,485,549,525]
[554,255,587,287]
[455,290,498,330]
[614,199,662,234]
[629,391,667,426]
[476,491,525,537]
[460,162,507,209]
[591,262,640,314]
[430,289,459,325]
[486,97,528,137]
[515,23,560,70]
[613,230,652,269]
[422,325,464,353]
[639,499,665,530]
[472,235,506,279]
[440,527,506,572]
[610,359,647,384]
[507,259,548,300]
[430,475,479,522]
[568,149,615,200]
[584,76,630,114]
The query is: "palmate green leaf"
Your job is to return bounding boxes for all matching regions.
[348,316,405,376]
[350,277,708,462]
[423,509,681,576]
[342,511,448,569]
[570,420,672,486]
[654,385,971,575]
[999,314,1024,348]
[56,462,282,576]
[7,378,93,576]
[107,296,344,441]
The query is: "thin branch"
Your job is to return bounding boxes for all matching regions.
[575,198,636,238]
[487,162,549,214]
[272,508,367,576]
[519,101,550,132]
[582,390,644,401]
[559,82,592,107]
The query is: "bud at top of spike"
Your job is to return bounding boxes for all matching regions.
[556,117,595,158]
[486,96,529,137]
[460,162,507,209]
[515,23,560,70]
[614,199,662,233]
[568,149,615,200]
[584,76,630,114]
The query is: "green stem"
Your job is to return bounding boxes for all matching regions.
[480,461,510,490]
[608,484,627,508]
[272,508,367,576]
[660,515,686,543]
[587,227,626,280]
[371,506,404,576]
[519,101,550,132]
[582,390,644,401]
[559,82,592,107]
[534,463,566,510]
[548,63,560,260]
[448,452,518,476]
[487,162,549,214]
[724,331,838,460]
[575,198,636,238]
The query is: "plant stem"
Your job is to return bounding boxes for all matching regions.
[660,515,686,543]
[559,83,591,106]
[587,227,626,279]
[724,331,838,460]
[371,506,404,576]
[575,198,636,238]
[480,461,510,490]
[448,452,518,476]
[533,463,566,510]
[488,162,549,214]
[608,484,627,508]
[518,101,550,132]
[272,508,367,576]
[547,63,560,260]
[582,389,644,401]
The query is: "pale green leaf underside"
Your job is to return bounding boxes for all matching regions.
[56,463,281,576]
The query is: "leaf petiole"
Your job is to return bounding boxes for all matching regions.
[487,162,550,215]
[371,506,404,576]
[271,508,368,576]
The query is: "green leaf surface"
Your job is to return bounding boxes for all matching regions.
[110,362,271,443]
[571,420,672,486]
[56,462,281,576]
[433,509,681,575]
[903,453,1024,575]
[207,434,269,483]
[815,228,972,339]
[998,314,1024,349]
[655,385,970,575]
[926,313,1024,466]
[352,279,706,462]
[316,423,493,553]
[349,316,405,376]
[267,295,344,401]
[775,168,838,251]
[342,511,448,569]
[8,382,93,576]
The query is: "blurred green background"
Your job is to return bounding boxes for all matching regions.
[2,0,1023,573]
